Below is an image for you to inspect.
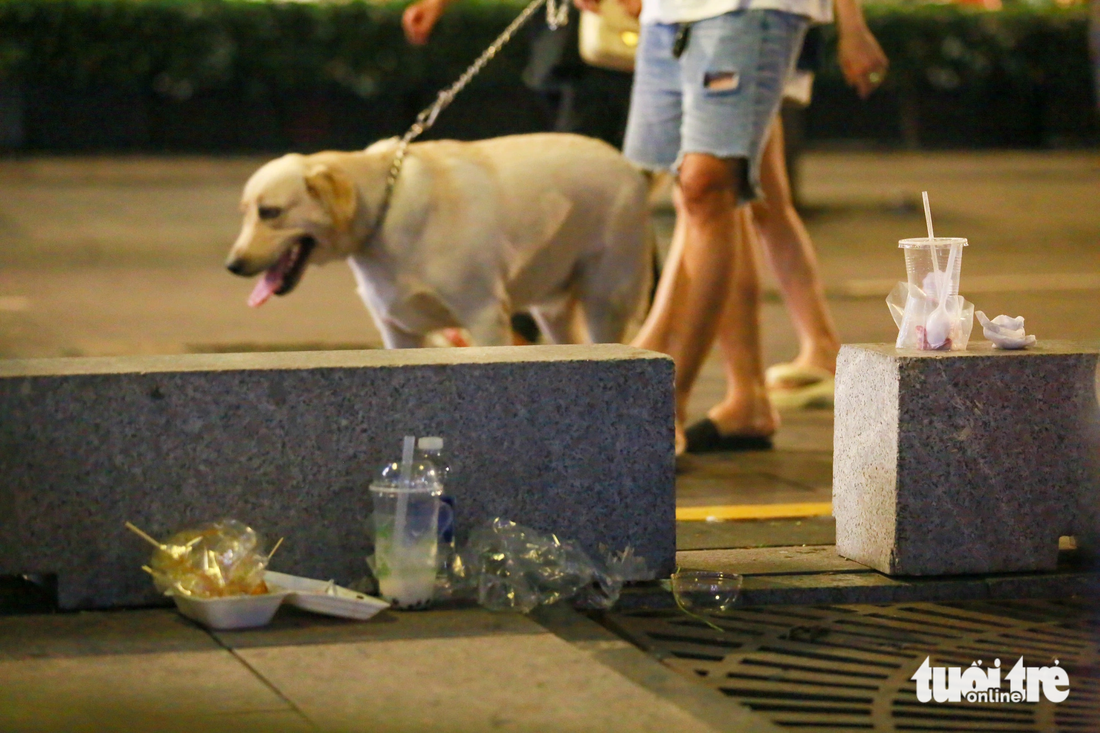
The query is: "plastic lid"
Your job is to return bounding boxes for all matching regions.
[373,459,440,491]
[417,436,444,451]
[898,237,968,249]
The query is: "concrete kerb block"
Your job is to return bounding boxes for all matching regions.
[0,345,675,609]
[833,341,1100,576]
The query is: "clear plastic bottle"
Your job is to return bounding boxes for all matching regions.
[415,437,455,575]
[415,437,450,484]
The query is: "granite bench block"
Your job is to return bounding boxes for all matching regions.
[0,345,675,609]
[833,341,1100,576]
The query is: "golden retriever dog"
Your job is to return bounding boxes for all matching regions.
[226,133,651,348]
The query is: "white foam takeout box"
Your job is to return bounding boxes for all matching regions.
[170,571,389,630]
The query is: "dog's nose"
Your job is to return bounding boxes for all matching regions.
[226,259,247,276]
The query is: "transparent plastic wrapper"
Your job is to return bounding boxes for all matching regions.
[604,545,655,583]
[144,519,274,598]
[888,237,974,351]
[439,518,651,613]
[888,284,975,351]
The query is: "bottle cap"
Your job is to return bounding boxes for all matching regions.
[417,436,444,451]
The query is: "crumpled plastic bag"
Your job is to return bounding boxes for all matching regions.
[145,519,273,598]
[976,311,1036,349]
[888,281,974,351]
[438,518,651,613]
[604,545,655,584]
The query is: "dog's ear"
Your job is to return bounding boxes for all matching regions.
[304,164,357,232]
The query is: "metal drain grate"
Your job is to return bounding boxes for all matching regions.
[603,599,1099,732]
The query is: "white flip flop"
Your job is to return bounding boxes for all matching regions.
[765,362,835,409]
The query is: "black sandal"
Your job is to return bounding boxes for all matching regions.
[684,418,773,454]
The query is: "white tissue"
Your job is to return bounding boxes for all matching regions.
[976,311,1036,349]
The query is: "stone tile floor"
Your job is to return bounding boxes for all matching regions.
[0,603,779,733]
[2,150,1098,362]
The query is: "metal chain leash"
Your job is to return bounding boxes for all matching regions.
[368,0,570,240]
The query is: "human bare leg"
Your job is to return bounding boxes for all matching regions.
[703,205,779,438]
[632,153,752,453]
[751,119,841,382]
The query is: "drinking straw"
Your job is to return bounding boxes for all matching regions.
[922,191,941,277]
[922,191,935,240]
[400,435,415,485]
[395,435,415,546]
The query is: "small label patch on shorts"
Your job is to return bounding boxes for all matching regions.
[703,70,740,93]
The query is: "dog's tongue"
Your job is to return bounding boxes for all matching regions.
[248,270,281,308]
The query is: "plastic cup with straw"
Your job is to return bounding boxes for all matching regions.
[370,436,446,609]
[898,191,967,349]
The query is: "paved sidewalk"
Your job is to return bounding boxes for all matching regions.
[0,603,780,733]
[2,150,1098,362]
[2,540,1093,733]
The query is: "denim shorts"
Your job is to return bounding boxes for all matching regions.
[623,10,808,201]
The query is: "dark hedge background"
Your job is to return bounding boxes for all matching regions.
[0,0,1093,151]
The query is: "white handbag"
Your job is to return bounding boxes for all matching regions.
[578,2,640,73]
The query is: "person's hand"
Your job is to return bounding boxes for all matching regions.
[573,0,601,14]
[616,0,642,18]
[838,24,888,98]
[403,0,447,45]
